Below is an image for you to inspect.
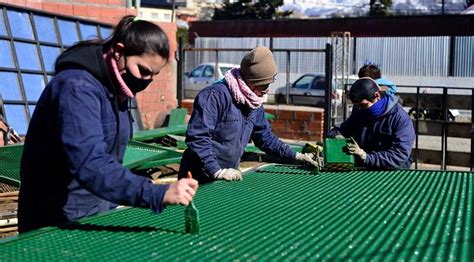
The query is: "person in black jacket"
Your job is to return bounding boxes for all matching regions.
[18,16,198,233]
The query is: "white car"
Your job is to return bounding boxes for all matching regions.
[183,62,238,99]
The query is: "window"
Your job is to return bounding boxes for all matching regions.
[151,13,159,20]
[79,23,99,41]
[293,75,314,89]
[0,4,113,135]
[34,15,58,44]
[164,14,171,21]
[311,77,325,90]
[58,19,79,46]
[202,66,214,77]
[190,65,204,77]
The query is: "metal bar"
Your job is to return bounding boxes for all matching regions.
[471,89,474,171]
[183,47,326,53]
[324,43,333,136]
[448,36,456,77]
[214,50,219,80]
[415,86,420,169]
[441,87,448,170]
[285,50,290,105]
[177,37,183,107]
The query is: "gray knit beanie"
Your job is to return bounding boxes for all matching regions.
[240,45,277,86]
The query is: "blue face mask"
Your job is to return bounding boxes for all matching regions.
[364,95,389,120]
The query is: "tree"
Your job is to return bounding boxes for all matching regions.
[369,0,392,16]
[213,0,292,20]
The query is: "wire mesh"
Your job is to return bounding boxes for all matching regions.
[1,164,472,260]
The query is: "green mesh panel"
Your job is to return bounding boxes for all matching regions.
[123,140,182,169]
[1,165,473,260]
[0,144,23,187]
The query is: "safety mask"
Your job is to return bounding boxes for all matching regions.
[120,55,153,94]
[121,70,153,94]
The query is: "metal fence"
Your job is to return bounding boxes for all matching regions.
[195,36,474,79]
[176,41,335,134]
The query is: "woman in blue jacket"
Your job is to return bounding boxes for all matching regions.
[328,78,415,169]
[179,45,317,184]
[18,16,198,233]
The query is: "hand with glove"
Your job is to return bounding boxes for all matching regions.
[295,152,319,168]
[347,137,367,160]
[213,168,242,181]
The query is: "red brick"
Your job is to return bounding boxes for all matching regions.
[270,120,287,131]
[277,110,294,120]
[306,121,323,133]
[73,4,89,17]
[88,7,101,18]
[94,0,110,4]
[294,111,312,120]
[290,120,306,131]
[126,8,137,15]
[42,2,58,13]
[25,2,42,10]
[108,0,124,5]
[11,0,26,6]
[58,4,74,15]
[312,112,323,121]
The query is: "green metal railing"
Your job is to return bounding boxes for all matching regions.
[1,164,472,260]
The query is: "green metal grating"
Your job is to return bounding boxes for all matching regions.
[123,140,182,170]
[0,144,23,187]
[1,165,473,260]
[132,124,187,142]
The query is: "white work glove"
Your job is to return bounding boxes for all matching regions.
[213,168,242,181]
[347,137,367,160]
[295,152,319,168]
[335,134,345,139]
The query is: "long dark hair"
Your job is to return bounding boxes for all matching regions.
[65,15,169,60]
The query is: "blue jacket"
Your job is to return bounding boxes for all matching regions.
[328,94,415,169]
[179,81,296,184]
[18,45,168,233]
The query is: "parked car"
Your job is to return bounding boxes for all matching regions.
[274,74,328,107]
[183,62,238,99]
[273,74,356,107]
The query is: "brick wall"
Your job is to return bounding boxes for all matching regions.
[1,0,178,130]
[181,100,324,142]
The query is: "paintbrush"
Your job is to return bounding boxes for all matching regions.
[185,171,200,234]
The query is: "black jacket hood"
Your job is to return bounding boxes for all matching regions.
[55,44,112,89]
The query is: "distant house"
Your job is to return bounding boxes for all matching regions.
[139,0,174,22]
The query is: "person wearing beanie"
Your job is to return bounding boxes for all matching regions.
[178,45,318,184]
[327,77,415,170]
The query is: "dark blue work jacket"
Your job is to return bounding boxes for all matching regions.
[328,95,415,169]
[18,45,168,233]
[179,81,296,184]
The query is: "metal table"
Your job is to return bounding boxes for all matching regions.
[1,165,472,260]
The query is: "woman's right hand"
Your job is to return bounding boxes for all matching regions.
[163,178,199,206]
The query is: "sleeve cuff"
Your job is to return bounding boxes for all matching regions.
[149,184,170,213]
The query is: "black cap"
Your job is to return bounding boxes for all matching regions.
[349,77,380,103]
